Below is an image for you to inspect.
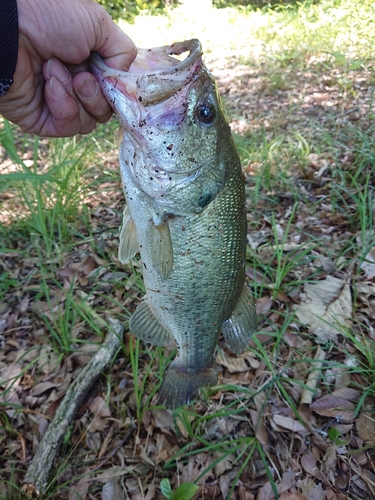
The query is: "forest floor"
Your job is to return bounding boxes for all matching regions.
[1,1,375,499]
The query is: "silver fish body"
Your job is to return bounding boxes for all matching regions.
[90,40,257,408]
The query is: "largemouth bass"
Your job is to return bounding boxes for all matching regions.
[90,40,257,409]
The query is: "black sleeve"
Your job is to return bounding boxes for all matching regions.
[0,0,19,97]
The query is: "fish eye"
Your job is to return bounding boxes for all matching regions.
[195,103,216,125]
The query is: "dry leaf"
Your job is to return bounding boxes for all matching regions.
[273,414,309,435]
[331,388,360,401]
[69,468,91,500]
[356,412,375,443]
[311,395,355,422]
[81,255,97,275]
[88,396,111,417]
[217,347,259,372]
[297,477,326,500]
[31,381,61,396]
[179,452,213,485]
[360,248,375,279]
[293,276,352,342]
[101,478,125,500]
[301,451,326,482]
[213,450,234,476]
[249,409,268,445]
[152,409,174,431]
[279,494,307,500]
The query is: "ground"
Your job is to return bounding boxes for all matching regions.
[1,1,375,499]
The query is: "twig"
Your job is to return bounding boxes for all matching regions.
[22,318,124,497]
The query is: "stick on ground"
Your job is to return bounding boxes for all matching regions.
[22,318,124,497]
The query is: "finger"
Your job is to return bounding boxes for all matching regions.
[42,59,96,136]
[73,71,112,124]
[92,6,137,70]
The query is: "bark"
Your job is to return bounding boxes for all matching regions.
[22,318,123,497]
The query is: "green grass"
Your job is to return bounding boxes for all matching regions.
[1,0,375,497]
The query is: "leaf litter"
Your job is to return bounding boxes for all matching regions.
[2,8,375,500]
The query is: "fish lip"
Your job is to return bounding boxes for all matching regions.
[89,39,202,78]
[89,39,203,107]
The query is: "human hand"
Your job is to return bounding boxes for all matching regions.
[0,0,136,137]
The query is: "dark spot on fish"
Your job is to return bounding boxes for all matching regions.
[138,96,143,102]
[198,192,213,208]
[150,177,153,180]
[167,144,173,150]
[143,263,147,269]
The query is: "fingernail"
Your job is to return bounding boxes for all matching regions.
[46,58,70,83]
[77,78,99,101]
[49,76,67,97]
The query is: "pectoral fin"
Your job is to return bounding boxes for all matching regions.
[151,220,173,279]
[130,298,174,346]
[222,287,257,355]
[118,206,139,264]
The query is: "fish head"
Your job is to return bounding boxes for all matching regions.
[90,39,234,215]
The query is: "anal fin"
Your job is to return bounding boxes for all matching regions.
[118,206,139,264]
[130,298,174,346]
[151,220,173,279]
[222,287,257,355]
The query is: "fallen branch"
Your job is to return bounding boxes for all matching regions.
[22,318,124,497]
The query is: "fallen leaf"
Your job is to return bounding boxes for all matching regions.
[217,347,259,372]
[273,414,309,435]
[69,468,91,500]
[356,412,375,443]
[249,409,268,445]
[360,248,375,279]
[101,478,125,500]
[311,395,355,422]
[31,381,61,396]
[301,451,326,482]
[179,452,213,485]
[279,494,307,500]
[88,396,111,417]
[297,476,326,500]
[331,388,360,401]
[213,450,234,476]
[293,276,352,342]
[81,255,97,275]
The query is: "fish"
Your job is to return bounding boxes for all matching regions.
[90,39,257,409]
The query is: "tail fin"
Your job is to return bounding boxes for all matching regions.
[158,361,218,409]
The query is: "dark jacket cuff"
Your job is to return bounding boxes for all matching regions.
[0,0,19,97]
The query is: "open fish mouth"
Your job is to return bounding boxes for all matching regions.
[90,39,222,211]
[89,39,203,106]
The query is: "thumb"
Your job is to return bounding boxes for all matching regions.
[94,10,137,70]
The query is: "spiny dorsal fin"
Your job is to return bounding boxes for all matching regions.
[129,298,174,346]
[222,287,257,355]
[151,220,173,279]
[118,206,139,264]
